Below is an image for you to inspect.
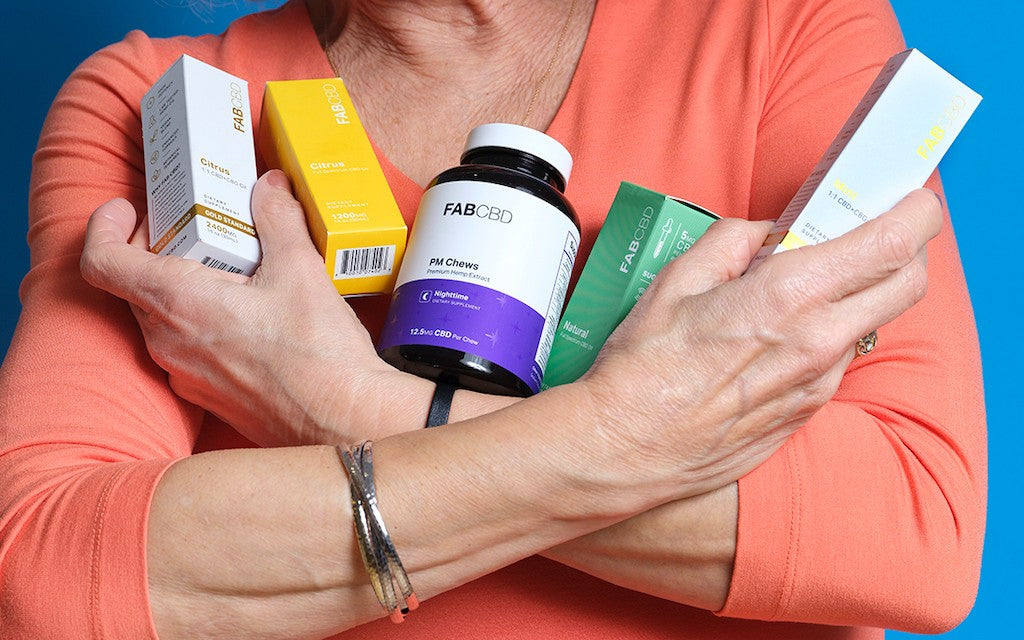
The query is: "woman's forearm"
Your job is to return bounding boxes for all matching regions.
[147,446,368,640]
[450,387,738,612]
[143,358,737,637]
[544,483,737,612]
[146,386,654,639]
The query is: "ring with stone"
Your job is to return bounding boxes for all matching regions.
[855,330,878,357]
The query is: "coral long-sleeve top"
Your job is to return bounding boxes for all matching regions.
[0,0,985,638]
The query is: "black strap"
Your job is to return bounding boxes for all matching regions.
[425,381,457,428]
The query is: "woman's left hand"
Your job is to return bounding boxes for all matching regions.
[80,170,423,447]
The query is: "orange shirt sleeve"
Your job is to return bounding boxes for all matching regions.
[0,33,203,638]
[719,0,986,632]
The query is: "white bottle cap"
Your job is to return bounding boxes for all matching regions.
[463,123,573,185]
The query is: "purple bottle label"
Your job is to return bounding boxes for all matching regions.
[379,278,545,392]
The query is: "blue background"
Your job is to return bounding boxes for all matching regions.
[1,1,1016,637]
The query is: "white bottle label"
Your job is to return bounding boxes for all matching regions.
[380,180,579,393]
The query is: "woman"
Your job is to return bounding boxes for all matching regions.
[0,0,984,638]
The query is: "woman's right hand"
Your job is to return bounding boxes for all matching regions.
[579,189,943,499]
[80,171,431,448]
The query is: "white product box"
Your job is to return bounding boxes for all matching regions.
[748,49,981,269]
[141,55,261,275]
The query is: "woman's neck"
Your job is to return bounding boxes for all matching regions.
[304,0,593,186]
[310,0,580,89]
[316,0,512,52]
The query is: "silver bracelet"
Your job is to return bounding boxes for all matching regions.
[337,442,419,622]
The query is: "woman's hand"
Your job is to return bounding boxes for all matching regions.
[580,189,943,500]
[80,171,424,447]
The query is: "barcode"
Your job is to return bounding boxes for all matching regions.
[334,245,396,279]
[201,256,244,274]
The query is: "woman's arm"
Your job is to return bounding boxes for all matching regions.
[719,0,985,631]
[84,166,939,638]
[143,392,624,640]
[536,1,984,632]
[427,1,987,628]
[105,163,958,630]
[0,37,203,638]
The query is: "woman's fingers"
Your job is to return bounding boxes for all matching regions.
[81,171,328,316]
[80,198,164,304]
[82,197,249,314]
[129,207,150,250]
[653,218,774,297]
[249,170,325,281]
[833,247,929,341]
[770,188,942,302]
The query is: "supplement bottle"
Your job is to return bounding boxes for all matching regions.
[378,123,580,396]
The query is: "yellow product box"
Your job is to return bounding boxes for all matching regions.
[259,78,406,296]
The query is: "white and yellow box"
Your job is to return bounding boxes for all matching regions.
[749,49,981,269]
[141,54,261,275]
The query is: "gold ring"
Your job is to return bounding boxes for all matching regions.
[856,330,878,357]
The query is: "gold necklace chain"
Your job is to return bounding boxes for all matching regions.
[318,1,581,128]
[522,0,579,125]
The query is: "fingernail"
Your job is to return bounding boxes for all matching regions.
[264,170,290,191]
[109,197,137,218]
[927,188,943,209]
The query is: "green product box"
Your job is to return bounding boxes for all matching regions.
[541,182,718,389]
